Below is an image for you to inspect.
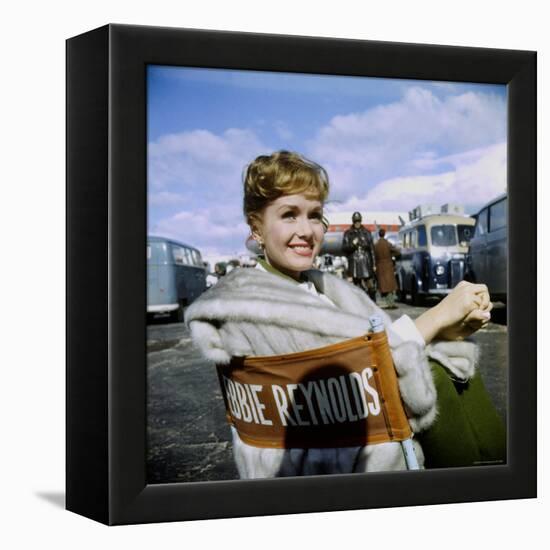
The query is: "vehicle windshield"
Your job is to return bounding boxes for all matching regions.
[457,224,474,244]
[147,241,168,263]
[430,225,457,246]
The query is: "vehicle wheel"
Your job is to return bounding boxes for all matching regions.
[410,279,423,307]
[172,302,185,323]
[396,276,405,302]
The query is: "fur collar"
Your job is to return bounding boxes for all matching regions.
[186,267,389,339]
[186,268,478,382]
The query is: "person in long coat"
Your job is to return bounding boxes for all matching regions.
[374,228,400,308]
[342,212,376,301]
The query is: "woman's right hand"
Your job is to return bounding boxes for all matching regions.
[414,281,492,344]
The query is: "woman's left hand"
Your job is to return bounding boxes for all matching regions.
[436,300,493,340]
[415,281,493,344]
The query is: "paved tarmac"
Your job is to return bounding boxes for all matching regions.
[147,296,508,484]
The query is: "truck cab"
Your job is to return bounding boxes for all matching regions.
[466,193,507,303]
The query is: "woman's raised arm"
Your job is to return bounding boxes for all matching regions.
[414,281,493,344]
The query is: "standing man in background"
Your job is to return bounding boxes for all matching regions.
[342,212,376,301]
[374,228,400,309]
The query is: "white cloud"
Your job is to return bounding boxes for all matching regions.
[150,207,251,258]
[333,142,506,214]
[147,86,506,255]
[148,191,189,206]
[147,126,275,256]
[307,87,506,198]
[147,126,270,256]
[148,127,267,194]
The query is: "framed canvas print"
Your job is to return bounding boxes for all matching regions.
[66,24,536,525]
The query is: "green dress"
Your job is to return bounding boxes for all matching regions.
[416,361,506,468]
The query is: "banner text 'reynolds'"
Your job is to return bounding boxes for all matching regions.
[222,368,381,427]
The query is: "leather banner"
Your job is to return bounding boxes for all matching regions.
[216,331,413,449]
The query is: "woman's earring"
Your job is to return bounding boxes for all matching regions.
[253,233,264,250]
[257,239,264,250]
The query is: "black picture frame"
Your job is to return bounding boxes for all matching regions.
[66,23,536,526]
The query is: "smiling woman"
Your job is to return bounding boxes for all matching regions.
[184,150,503,479]
[244,152,328,279]
[251,194,325,278]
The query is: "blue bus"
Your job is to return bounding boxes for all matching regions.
[147,236,207,321]
[395,207,475,305]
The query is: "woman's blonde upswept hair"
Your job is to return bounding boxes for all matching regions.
[243,151,330,229]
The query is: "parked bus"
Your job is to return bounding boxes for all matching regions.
[147,236,207,321]
[465,193,507,303]
[395,204,475,305]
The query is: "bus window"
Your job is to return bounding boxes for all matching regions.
[431,225,457,246]
[417,225,427,247]
[475,208,488,237]
[172,245,189,265]
[489,199,506,232]
[191,249,202,266]
[184,247,194,265]
[147,241,167,263]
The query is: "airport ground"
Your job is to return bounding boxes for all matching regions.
[146,295,508,484]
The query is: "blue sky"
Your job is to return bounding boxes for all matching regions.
[147,65,506,260]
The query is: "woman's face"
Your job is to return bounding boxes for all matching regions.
[254,193,324,280]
